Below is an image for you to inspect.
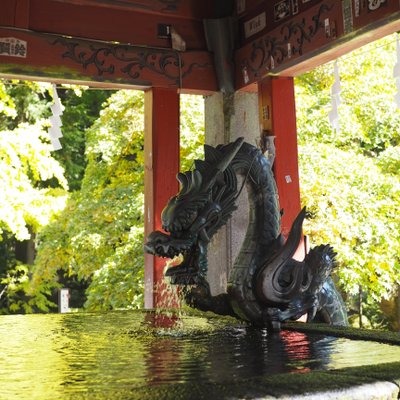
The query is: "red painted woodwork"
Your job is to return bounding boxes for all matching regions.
[144,88,180,308]
[258,77,301,239]
[352,0,400,30]
[236,1,400,85]
[2,0,400,91]
[236,0,343,89]
[238,0,321,46]
[14,0,30,28]
[235,0,264,16]
[52,0,215,19]
[0,27,217,93]
[0,0,17,26]
[0,0,212,50]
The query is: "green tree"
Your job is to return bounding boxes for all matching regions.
[0,81,112,313]
[55,87,113,191]
[0,122,68,313]
[0,80,52,130]
[295,36,399,156]
[180,94,205,170]
[31,92,205,311]
[299,143,399,301]
[295,34,400,323]
[31,90,146,310]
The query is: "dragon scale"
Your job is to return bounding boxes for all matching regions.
[227,141,281,323]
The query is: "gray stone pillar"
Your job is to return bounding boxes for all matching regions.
[204,91,260,295]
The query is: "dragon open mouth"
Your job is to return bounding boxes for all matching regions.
[144,230,201,284]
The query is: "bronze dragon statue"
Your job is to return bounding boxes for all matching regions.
[145,138,348,330]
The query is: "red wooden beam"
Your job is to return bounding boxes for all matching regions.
[0,0,213,50]
[0,27,217,93]
[14,0,30,28]
[48,0,216,20]
[236,1,343,89]
[236,0,400,87]
[258,77,301,239]
[144,87,180,308]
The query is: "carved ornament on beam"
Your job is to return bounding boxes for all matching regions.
[52,37,212,87]
[236,2,339,87]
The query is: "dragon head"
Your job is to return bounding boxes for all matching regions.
[144,138,244,284]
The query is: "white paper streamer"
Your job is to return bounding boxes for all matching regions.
[50,83,63,150]
[328,60,341,133]
[50,137,62,151]
[393,34,400,108]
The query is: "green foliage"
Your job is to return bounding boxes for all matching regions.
[54,87,113,190]
[32,90,146,311]
[180,94,205,170]
[299,143,399,301]
[296,36,400,154]
[0,80,52,130]
[295,34,400,311]
[0,122,68,241]
[0,83,204,313]
[31,91,206,311]
[377,145,400,175]
[0,120,69,313]
[0,81,17,120]
[0,81,114,313]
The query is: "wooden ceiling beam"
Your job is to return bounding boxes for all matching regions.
[235,0,400,90]
[0,0,214,50]
[14,0,31,29]
[278,15,400,77]
[2,0,400,92]
[0,27,217,93]
[50,0,215,20]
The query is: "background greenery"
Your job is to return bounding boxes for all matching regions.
[0,35,398,329]
[295,35,400,329]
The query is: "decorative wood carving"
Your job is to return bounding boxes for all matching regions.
[236,2,340,87]
[0,27,217,92]
[52,37,211,86]
[352,0,399,30]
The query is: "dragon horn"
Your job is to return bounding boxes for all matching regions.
[203,137,244,191]
[177,172,190,195]
[177,170,202,198]
[216,137,244,172]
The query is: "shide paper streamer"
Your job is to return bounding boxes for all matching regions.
[49,83,63,151]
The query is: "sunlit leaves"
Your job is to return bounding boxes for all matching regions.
[180,94,205,171]
[20,87,206,312]
[0,123,68,240]
[296,33,400,304]
[296,34,400,155]
[32,90,145,310]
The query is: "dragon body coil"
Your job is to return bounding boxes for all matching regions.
[145,138,348,330]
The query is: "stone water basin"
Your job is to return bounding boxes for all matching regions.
[1,310,399,399]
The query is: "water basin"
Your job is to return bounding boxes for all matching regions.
[1,310,399,399]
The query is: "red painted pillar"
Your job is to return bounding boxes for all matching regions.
[258,77,301,239]
[144,88,180,309]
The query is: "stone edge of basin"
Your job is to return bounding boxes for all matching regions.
[272,381,399,400]
[95,361,400,400]
[282,321,400,345]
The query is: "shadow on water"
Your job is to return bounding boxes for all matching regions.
[1,310,399,399]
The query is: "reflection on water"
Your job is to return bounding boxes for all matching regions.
[1,311,399,399]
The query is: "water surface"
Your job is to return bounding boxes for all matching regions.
[1,311,399,399]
